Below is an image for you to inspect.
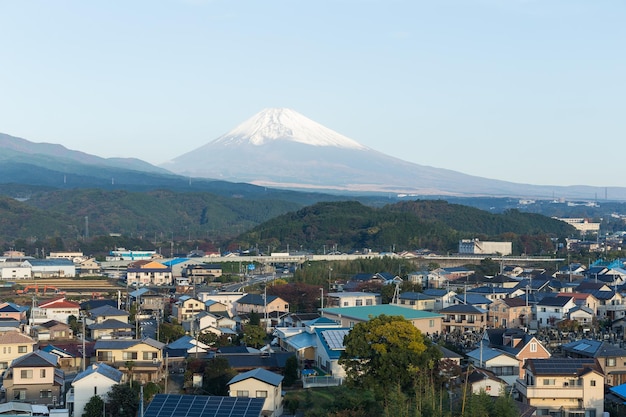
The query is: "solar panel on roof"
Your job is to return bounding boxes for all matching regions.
[574,343,591,351]
[321,329,349,350]
[144,394,264,417]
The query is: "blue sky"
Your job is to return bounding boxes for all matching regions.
[1,0,624,187]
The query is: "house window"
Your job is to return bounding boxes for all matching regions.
[343,301,349,307]
[543,379,555,386]
[591,380,596,386]
[123,352,138,360]
[236,390,249,397]
[530,343,537,353]
[20,369,33,379]
[429,320,435,327]
[607,358,616,367]
[40,390,52,398]
[94,387,98,395]
[256,390,268,398]
[366,299,373,306]
[18,346,27,353]
[40,369,46,378]
[14,389,26,400]
[144,352,157,360]
[355,300,363,306]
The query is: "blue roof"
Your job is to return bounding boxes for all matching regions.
[610,383,626,401]
[399,292,435,301]
[129,288,152,298]
[162,258,189,267]
[228,368,284,386]
[467,346,514,362]
[315,328,350,360]
[72,362,123,384]
[454,294,492,305]
[27,259,74,266]
[284,331,316,351]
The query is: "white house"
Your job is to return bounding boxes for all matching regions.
[68,363,123,417]
[30,297,80,325]
[535,295,577,328]
[228,368,283,417]
[325,292,380,308]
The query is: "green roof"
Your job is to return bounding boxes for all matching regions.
[321,305,442,321]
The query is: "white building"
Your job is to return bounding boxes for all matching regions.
[458,239,512,256]
[228,368,283,417]
[325,292,380,308]
[68,363,123,417]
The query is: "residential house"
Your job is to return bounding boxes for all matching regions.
[423,289,457,311]
[172,297,206,322]
[197,291,247,317]
[282,312,320,328]
[559,292,600,315]
[535,295,577,328]
[465,368,507,397]
[485,328,551,380]
[439,304,487,333]
[204,300,229,316]
[568,306,595,329]
[129,288,165,316]
[68,363,123,417]
[0,332,36,372]
[321,305,443,335]
[593,290,626,321]
[228,368,284,417]
[30,297,80,325]
[40,344,85,373]
[562,339,626,386]
[94,338,164,384]
[165,335,212,359]
[429,267,475,289]
[489,297,533,329]
[88,304,132,340]
[89,305,129,324]
[453,293,492,310]
[126,261,172,286]
[31,320,72,341]
[182,263,223,284]
[466,345,520,385]
[275,317,342,366]
[407,270,439,289]
[467,286,511,303]
[516,358,604,417]
[0,302,28,322]
[1,350,64,405]
[235,294,289,315]
[315,328,350,378]
[325,292,380,308]
[397,292,436,311]
[76,258,102,277]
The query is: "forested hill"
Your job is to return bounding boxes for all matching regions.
[234,200,576,254]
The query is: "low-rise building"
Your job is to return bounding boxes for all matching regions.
[516,358,604,417]
[68,363,123,417]
[228,368,284,417]
[1,350,64,406]
[325,292,380,308]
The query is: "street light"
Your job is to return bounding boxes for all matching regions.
[328,267,333,292]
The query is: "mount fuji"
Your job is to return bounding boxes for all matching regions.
[162,108,625,199]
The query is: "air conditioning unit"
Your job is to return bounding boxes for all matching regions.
[152,358,159,364]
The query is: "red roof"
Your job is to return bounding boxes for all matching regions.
[39,297,80,309]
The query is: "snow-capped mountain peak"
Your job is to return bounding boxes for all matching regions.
[212,108,368,149]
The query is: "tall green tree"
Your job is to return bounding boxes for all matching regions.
[339,315,440,393]
[105,383,139,417]
[242,324,267,348]
[82,395,104,417]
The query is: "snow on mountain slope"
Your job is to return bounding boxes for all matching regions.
[211,108,368,149]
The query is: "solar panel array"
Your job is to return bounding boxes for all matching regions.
[573,342,591,351]
[530,358,598,376]
[321,329,349,350]
[144,394,264,417]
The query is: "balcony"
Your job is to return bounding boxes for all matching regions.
[516,380,583,400]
